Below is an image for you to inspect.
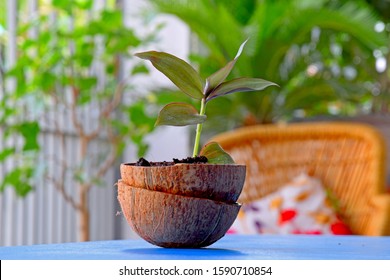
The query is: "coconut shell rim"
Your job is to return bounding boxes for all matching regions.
[122,162,246,167]
[117,180,242,207]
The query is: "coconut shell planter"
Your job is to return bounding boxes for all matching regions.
[117,160,246,248]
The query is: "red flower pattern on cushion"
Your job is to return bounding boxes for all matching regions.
[228,173,353,235]
[227,228,238,234]
[292,229,323,235]
[279,209,297,224]
[330,221,352,235]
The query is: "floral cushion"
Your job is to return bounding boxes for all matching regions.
[228,173,352,235]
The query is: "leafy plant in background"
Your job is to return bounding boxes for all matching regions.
[151,0,388,137]
[0,0,157,241]
[135,39,277,162]
[1,0,39,197]
[365,0,390,113]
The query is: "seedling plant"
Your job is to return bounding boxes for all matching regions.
[135,39,277,164]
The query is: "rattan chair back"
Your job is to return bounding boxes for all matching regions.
[211,122,390,235]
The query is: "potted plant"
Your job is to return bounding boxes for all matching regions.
[117,39,277,248]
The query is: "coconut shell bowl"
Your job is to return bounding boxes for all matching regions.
[117,163,246,248]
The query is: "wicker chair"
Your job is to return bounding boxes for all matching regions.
[211,122,390,236]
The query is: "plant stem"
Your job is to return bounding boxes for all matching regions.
[192,98,206,157]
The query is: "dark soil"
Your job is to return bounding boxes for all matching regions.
[173,156,208,164]
[135,156,208,167]
[135,157,153,166]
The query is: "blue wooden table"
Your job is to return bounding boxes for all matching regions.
[1,235,389,260]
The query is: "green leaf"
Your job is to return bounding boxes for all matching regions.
[1,167,34,196]
[200,142,235,164]
[101,10,123,27]
[16,122,40,151]
[0,148,15,161]
[128,102,155,128]
[155,102,206,126]
[75,0,93,9]
[77,77,97,91]
[35,72,56,91]
[131,64,149,75]
[206,78,278,102]
[205,38,248,95]
[52,0,70,10]
[134,51,204,100]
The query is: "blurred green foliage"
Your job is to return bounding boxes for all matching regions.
[0,0,157,196]
[365,0,390,113]
[151,0,389,138]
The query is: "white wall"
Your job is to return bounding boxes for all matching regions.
[122,0,191,162]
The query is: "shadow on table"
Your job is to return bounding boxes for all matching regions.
[123,247,247,259]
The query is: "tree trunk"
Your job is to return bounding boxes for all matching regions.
[79,185,90,242]
[78,136,90,242]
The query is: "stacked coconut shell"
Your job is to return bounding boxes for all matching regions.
[117,163,246,248]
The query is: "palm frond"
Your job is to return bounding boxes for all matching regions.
[152,0,244,63]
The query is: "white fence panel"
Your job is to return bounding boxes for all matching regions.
[0,0,190,246]
[0,0,121,246]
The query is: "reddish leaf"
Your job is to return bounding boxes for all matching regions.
[204,39,249,94]
[206,78,278,102]
[199,142,235,164]
[135,51,204,100]
[155,102,206,126]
